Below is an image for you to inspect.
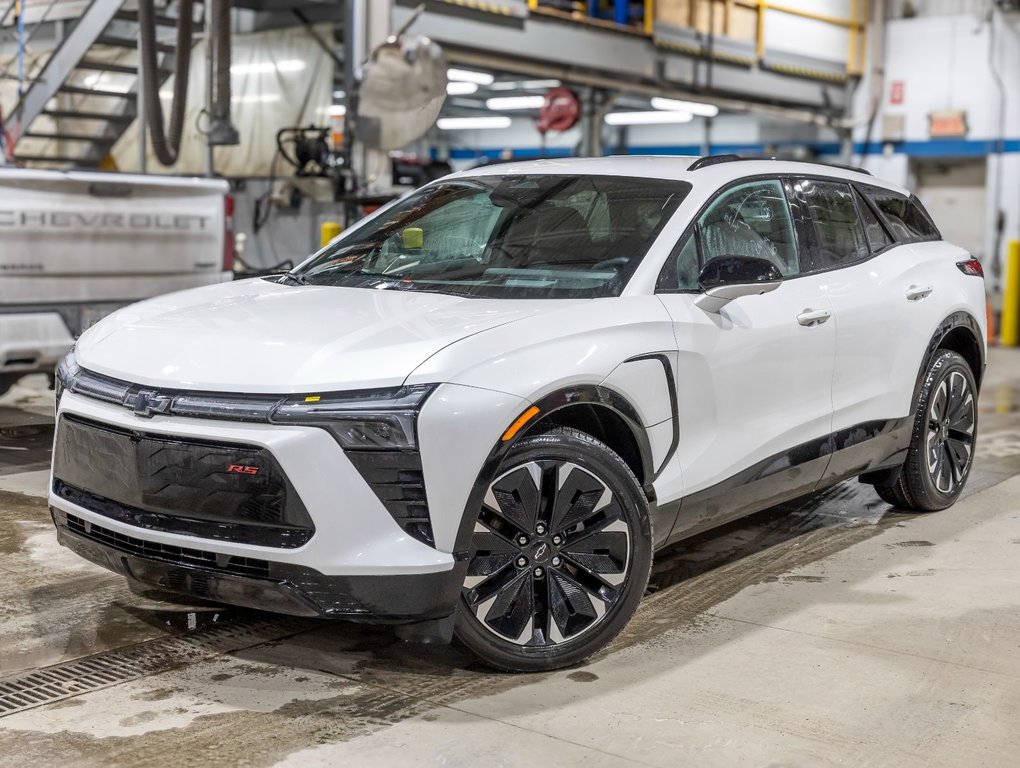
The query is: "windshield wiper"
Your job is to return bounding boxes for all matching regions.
[279,272,310,286]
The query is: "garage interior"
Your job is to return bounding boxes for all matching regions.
[3,0,1020,766]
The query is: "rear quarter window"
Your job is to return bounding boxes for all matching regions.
[862,186,941,243]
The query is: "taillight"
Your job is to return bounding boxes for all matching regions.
[223,194,235,273]
[956,258,983,277]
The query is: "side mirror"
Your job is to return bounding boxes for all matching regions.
[694,255,783,313]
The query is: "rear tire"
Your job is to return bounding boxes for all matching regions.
[454,427,652,672]
[874,350,977,511]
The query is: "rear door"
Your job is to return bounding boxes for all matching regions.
[792,178,950,481]
[655,177,836,538]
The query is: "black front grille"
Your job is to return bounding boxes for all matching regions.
[61,512,271,578]
[346,451,434,546]
[53,414,314,548]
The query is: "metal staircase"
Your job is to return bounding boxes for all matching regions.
[6,0,197,168]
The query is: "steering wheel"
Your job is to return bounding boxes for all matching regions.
[592,256,630,271]
[429,234,487,262]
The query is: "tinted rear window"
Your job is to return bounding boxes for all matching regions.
[795,179,869,272]
[854,188,893,252]
[863,187,941,242]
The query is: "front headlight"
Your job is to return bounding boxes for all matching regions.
[270,384,436,450]
[54,348,80,407]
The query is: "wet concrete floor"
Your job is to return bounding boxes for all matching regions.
[2,351,1020,767]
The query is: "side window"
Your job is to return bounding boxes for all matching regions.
[656,235,700,291]
[864,187,941,242]
[854,188,893,252]
[656,179,798,292]
[698,180,799,276]
[795,179,869,272]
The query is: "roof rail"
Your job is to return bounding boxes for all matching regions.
[688,154,872,176]
[687,154,742,171]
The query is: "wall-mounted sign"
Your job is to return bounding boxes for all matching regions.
[890,80,904,105]
[928,109,968,138]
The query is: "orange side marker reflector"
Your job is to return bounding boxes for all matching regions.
[304,396,321,402]
[502,406,540,442]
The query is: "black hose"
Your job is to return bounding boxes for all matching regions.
[211,0,232,117]
[138,0,193,166]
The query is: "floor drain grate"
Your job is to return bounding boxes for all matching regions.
[0,614,317,718]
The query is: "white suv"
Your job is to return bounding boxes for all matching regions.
[51,156,986,671]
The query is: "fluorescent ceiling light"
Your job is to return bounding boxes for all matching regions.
[486,95,546,110]
[437,116,512,130]
[605,110,693,125]
[447,81,479,96]
[232,93,282,104]
[650,97,719,117]
[230,59,305,75]
[327,104,347,117]
[447,68,494,85]
[487,79,562,91]
[333,89,346,99]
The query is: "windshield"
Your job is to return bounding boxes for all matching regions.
[292,174,690,298]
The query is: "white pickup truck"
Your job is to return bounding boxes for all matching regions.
[0,169,233,395]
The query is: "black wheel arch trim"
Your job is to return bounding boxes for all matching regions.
[451,382,662,561]
[914,312,985,403]
[526,384,656,489]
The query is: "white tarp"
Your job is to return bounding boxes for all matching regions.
[113,23,335,176]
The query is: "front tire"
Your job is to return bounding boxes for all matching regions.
[875,350,978,511]
[454,427,652,672]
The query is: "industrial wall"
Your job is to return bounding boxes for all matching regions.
[852,11,1020,293]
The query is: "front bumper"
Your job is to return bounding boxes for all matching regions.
[49,381,528,623]
[53,507,464,620]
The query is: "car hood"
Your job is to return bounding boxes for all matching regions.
[76,278,554,393]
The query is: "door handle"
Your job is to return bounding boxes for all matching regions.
[797,308,831,327]
[905,285,934,301]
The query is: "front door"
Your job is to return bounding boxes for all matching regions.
[654,178,836,539]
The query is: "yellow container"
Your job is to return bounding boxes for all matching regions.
[320,221,343,247]
[1002,240,1020,347]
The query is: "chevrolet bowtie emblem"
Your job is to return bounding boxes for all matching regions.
[132,390,172,418]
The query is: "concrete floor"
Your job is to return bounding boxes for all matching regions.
[2,350,1020,767]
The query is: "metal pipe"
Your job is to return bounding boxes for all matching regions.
[986,7,1006,287]
[137,17,147,173]
[205,0,214,174]
[15,0,24,96]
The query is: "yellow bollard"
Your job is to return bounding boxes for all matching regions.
[1002,240,1020,347]
[320,221,342,247]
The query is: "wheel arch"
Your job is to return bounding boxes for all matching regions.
[521,386,654,493]
[919,312,985,394]
[450,384,657,561]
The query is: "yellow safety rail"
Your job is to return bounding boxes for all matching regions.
[528,0,868,77]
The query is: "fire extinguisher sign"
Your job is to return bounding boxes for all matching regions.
[890,81,905,105]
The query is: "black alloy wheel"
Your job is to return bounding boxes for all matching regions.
[874,350,978,511]
[924,368,976,494]
[455,427,652,672]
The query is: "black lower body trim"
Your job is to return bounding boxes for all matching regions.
[52,508,463,622]
[664,416,914,546]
